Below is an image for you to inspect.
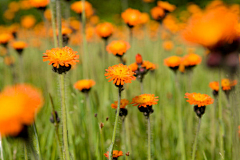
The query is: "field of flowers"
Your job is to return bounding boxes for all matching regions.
[0,0,239,160]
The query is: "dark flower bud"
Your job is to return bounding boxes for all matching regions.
[194,105,206,118]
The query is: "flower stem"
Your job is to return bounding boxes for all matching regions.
[109,87,122,160]
[0,134,4,160]
[24,143,28,160]
[192,118,201,160]
[218,70,224,159]
[140,80,144,94]
[56,0,62,48]
[147,115,151,160]
[19,55,24,83]
[49,0,57,48]
[59,74,70,160]
[32,122,41,160]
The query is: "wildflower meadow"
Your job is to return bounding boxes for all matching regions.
[0,0,240,160]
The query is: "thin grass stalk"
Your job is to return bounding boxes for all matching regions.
[109,87,122,160]
[32,122,41,160]
[211,97,217,160]
[0,134,3,160]
[147,115,151,160]
[125,115,132,156]
[59,74,70,160]
[218,70,224,159]
[191,118,201,160]
[100,127,104,160]
[175,74,186,160]
[49,94,63,160]
[49,0,58,48]
[19,55,24,83]
[24,143,28,160]
[56,0,62,48]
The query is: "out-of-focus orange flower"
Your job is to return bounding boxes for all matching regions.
[12,41,28,50]
[104,150,123,158]
[143,0,154,3]
[187,4,202,14]
[106,40,130,57]
[185,93,214,107]
[96,22,114,39]
[157,1,176,12]
[21,15,36,29]
[0,47,7,56]
[128,63,138,72]
[206,0,224,10]
[9,2,20,12]
[121,8,141,28]
[111,99,129,109]
[89,15,99,25]
[56,27,72,35]
[209,81,219,91]
[162,15,180,33]
[230,4,240,15]
[183,53,202,67]
[30,0,49,8]
[131,94,158,108]
[74,79,96,92]
[221,79,237,91]
[164,56,181,68]
[4,56,15,66]
[3,10,15,20]
[139,13,150,25]
[105,64,136,86]
[70,19,81,31]
[0,84,43,137]
[20,0,32,10]
[163,40,173,51]
[150,6,165,21]
[71,1,93,17]
[44,9,52,21]
[181,6,239,48]
[43,46,79,68]
[0,33,13,45]
[142,61,156,70]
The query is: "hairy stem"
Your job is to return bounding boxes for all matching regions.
[192,118,201,160]
[147,115,151,160]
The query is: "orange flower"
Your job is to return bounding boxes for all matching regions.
[21,15,36,29]
[20,0,32,10]
[181,6,239,48]
[0,84,43,137]
[74,79,96,92]
[221,79,237,91]
[8,1,20,12]
[164,56,181,68]
[121,8,141,27]
[0,33,13,45]
[183,53,202,67]
[104,150,123,158]
[185,93,214,107]
[142,61,156,70]
[157,1,176,12]
[56,27,72,35]
[139,13,150,25]
[44,9,52,21]
[43,46,79,68]
[12,41,28,50]
[4,56,15,66]
[111,99,129,109]
[70,19,81,31]
[30,0,49,8]
[3,10,15,20]
[128,63,138,72]
[143,0,154,3]
[151,6,165,21]
[71,1,93,17]
[105,64,136,86]
[163,40,173,51]
[136,53,143,64]
[106,40,130,57]
[132,94,158,108]
[209,81,219,91]
[96,22,114,39]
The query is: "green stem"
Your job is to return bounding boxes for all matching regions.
[24,143,28,160]
[109,87,122,160]
[19,55,24,83]
[192,118,201,160]
[147,115,151,160]
[49,0,57,48]
[33,122,41,160]
[0,134,4,160]
[59,74,70,160]
[140,80,144,94]
[56,0,62,48]
[218,70,224,159]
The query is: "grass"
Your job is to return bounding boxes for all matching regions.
[0,25,240,160]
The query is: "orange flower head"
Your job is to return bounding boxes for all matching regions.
[128,63,138,72]
[163,40,174,51]
[74,79,95,92]
[111,99,129,109]
[20,0,32,10]
[157,1,176,12]
[96,22,114,39]
[44,9,52,21]
[56,27,72,35]
[4,56,15,66]
[0,33,13,45]
[105,64,136,87]
[139,13,150,25]
[132,94,158,108]
[104,150,123,158]
[9,2,20,12]
[151,6,165,21]
[71,1,93,17]
[12,41,28,50]
[221,79,237,91]
[164,56,181,68]
[184,53,202,67]
[185,93,214,107]
[181,6,239,48]
[70,19,81,31]
[142,61,156,70]
[143,0,154,3]
[106,40,130,57]
[43,46,79,69]
[209,81,219,91]
[121,8,141,28]
[0,84,43,137]
[135,53,143,64]
[21,15,36,29]
[30,0,49,8]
